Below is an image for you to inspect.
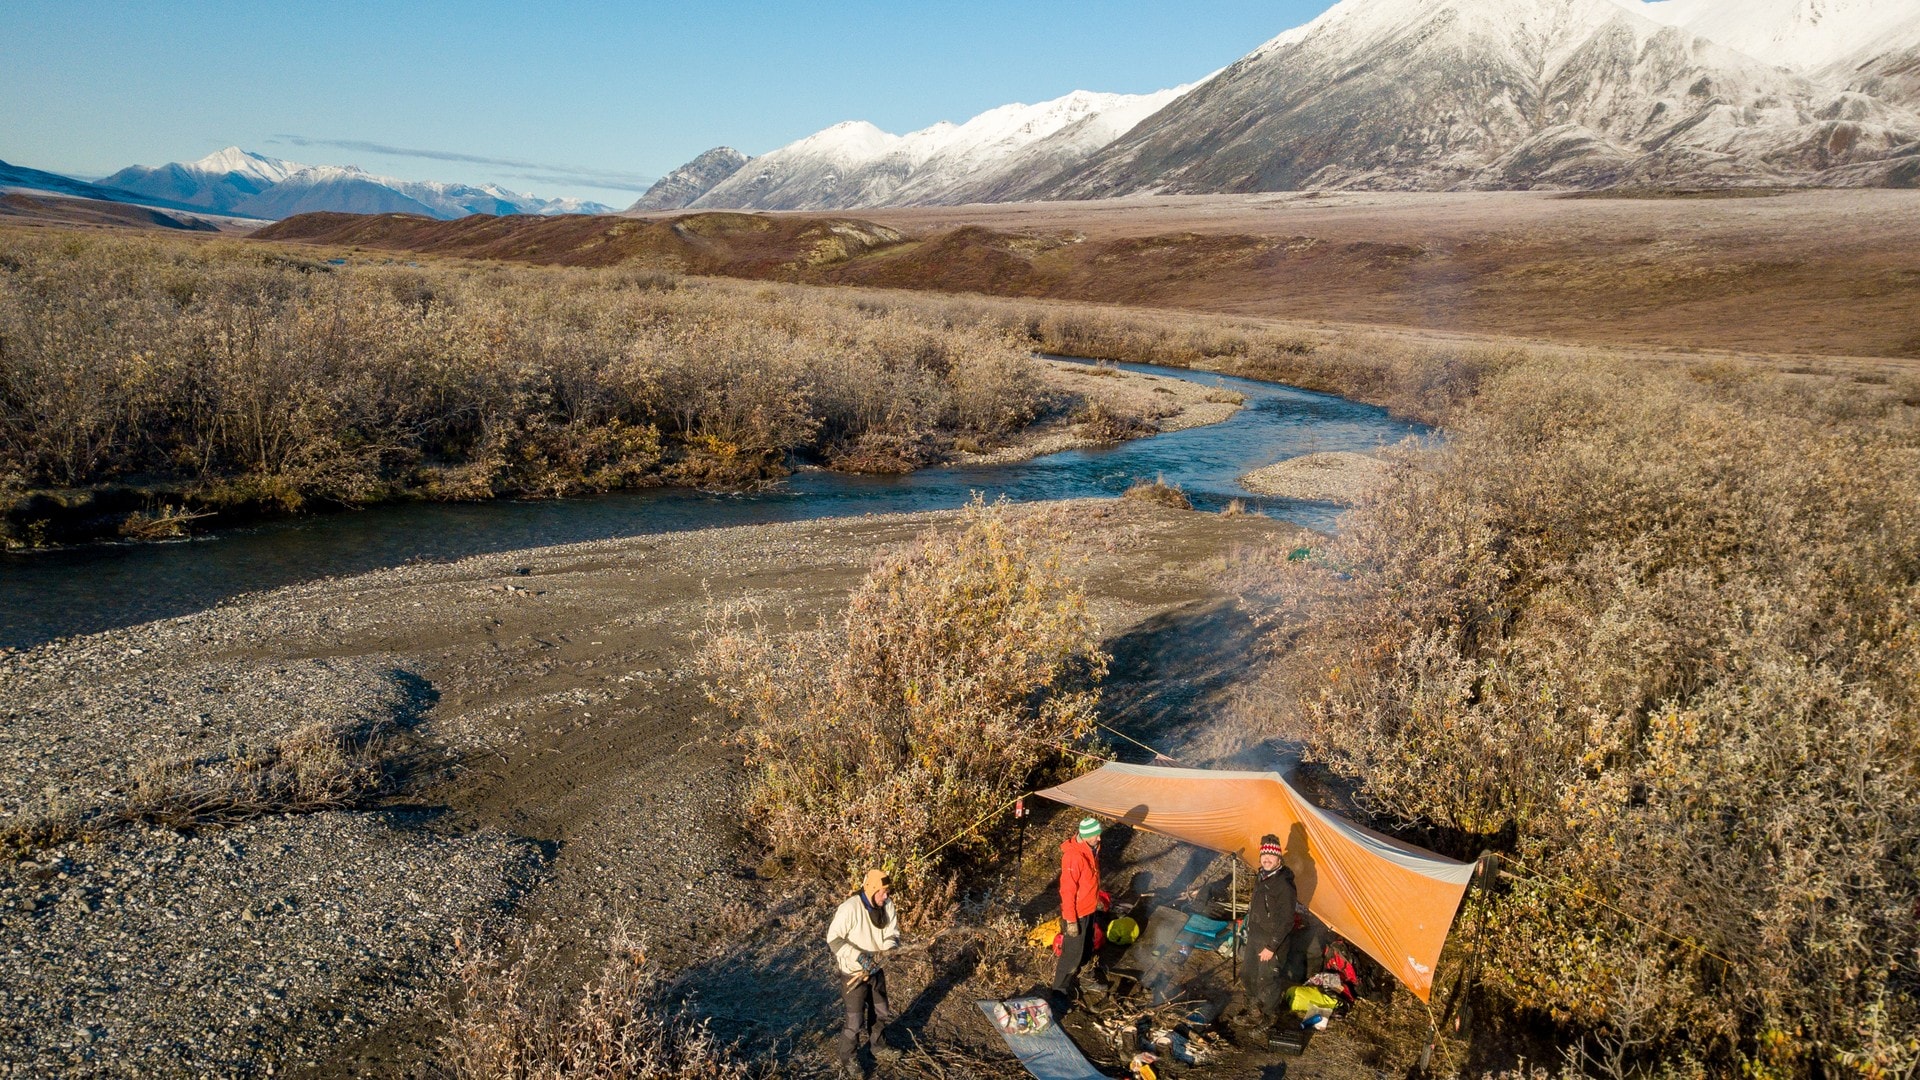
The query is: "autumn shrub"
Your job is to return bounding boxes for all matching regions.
[440,923,750,1080]
[1076,401,1157,443]
[698,498,1108,894]
[1244,355,1920,1074]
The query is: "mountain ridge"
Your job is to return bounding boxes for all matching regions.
[645,0,1920,210]
[626,147,749,211]
[682,85,1200,212]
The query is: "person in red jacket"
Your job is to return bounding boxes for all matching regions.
[1051,816,1104,1006]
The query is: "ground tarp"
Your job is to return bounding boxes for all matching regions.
[1036,762,1475,1000]
[976,1001,1108,1080]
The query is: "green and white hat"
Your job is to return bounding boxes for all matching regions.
[1078,817,1103,840]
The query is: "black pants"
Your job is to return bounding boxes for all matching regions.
[837,968,894,1062]
[1243,933,1293,1016]
[1051,915,1095,994]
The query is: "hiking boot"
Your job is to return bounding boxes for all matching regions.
[869,1025,901,1063]
[1047,985,1075,1014]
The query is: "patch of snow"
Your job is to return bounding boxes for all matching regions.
[1636,0,1920,71]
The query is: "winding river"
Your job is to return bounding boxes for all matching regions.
[0,361,1424,648]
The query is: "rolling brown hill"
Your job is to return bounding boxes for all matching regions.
[251,189,1920,359]
[252,210,907,275]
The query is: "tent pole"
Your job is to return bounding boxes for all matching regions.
[1231,857,1239,982]
[1012,798,1029,903]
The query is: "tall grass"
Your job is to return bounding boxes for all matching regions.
[0,230,1046,543]
[1243,356,1920,1076]
[440,923,751,1080]
[822,289,1517,424]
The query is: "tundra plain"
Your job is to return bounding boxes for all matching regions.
[2,191,1916,1079]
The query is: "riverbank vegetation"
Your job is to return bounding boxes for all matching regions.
[0,226,1512,547]
[1239,355,1920,1076]
[853,289,1511,425]
[686,345,1918,1075]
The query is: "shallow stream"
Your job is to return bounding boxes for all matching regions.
[0,361,1424,647]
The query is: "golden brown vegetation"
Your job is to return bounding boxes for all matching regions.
[698,498,1107,898]
[1241,356,1920,1076]
[0,714,402,859]
[1121,476,1194,510]
[440,923,751,1080]
[0,229,1049,544]
[254,196,1920,360]
[0,226,1531,547]
[828,288,1510,425]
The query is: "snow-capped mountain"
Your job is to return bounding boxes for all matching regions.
[98,147,613,220]
[639,0,1920,208]
[531,195,618,216]
[1833,29,1920,111]
[683,86,1197,211]
[1040,0,1920,197]
[99,147,303,213]
[627,147,749,211]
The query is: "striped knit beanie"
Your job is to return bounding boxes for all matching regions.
[1078,817,1103,841]
[1259,833,1283,859]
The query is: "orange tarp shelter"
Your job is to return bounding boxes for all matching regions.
[1036,762,1476,1001]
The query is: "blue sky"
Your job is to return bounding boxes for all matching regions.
[2,1,1338,207]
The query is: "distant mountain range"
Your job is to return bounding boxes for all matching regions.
[632,0,1920,212]
[14,0,1920,228]
[79,148,615,221]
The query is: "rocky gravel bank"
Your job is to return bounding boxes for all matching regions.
[0,813,539,1077]
[1238,450,1392,503]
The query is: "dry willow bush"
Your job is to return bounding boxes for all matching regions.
[440,923,751,1080]
[699,498,1107,896]
[1122,475,1194,510]
[1248,356,1920,1076]
[0,714,401,858]
[0,230,1048,542]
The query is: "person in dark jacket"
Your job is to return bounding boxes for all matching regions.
[1241,833,1297,1025]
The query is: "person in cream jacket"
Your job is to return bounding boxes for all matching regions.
[826,869,901,1074]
